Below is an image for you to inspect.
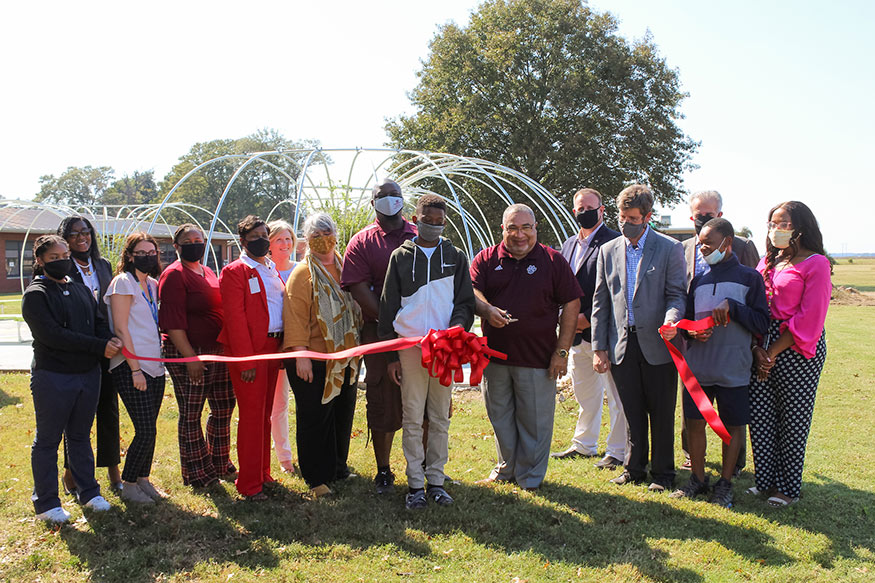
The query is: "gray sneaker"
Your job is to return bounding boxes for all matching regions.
[405,489,427,510]
[709,478,734,508]
[426,485,454,506]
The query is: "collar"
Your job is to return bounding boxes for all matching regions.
[374,218,416,238]
[497,241,543,262]
[624,225,650,250]
[240,252,276,272]
[577,222,603,245]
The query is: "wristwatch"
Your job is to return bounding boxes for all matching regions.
[556,348,569,359]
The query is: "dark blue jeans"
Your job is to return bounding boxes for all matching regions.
[30,366,101,513]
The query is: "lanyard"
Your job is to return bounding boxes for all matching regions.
[141,282,159,330]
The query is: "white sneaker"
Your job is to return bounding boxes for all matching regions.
[35,506,72,523]
[84,495,111,511]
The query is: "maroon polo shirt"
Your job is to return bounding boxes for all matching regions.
[158,260,224,350]
[470,242,582,369]
[341,219,417,322]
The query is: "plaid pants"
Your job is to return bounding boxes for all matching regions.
[164,340,237,486]
[112,362,166,483]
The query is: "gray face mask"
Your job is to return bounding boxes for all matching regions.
[620,221,646,240]
[416,221,445,242]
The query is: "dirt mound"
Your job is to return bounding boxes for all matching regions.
[831,285,875,306]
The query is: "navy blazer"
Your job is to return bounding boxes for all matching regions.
[559,223,621,345]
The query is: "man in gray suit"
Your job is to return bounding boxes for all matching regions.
[591,184,687,491]
[681,190,760,476]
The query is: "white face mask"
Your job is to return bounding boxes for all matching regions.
[374,195,403,217]
[769,228,793,249]
[703,238,728,265]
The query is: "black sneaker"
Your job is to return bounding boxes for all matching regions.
[405,489,427,510]
[709,478,734,508]
[426,485,454,506]
[669,474,710,499]
[374,469,395,494]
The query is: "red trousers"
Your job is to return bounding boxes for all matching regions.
[228,337,281,496]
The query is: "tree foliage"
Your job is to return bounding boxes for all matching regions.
[157,129,319,228]
[36,165,116,206]
[386,0,698,226]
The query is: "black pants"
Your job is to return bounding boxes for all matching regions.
[63,358,120,470]
[112,362,166,483]
[287,361,356,488]
[611,331,677,484]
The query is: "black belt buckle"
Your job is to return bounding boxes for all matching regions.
[267,331,283,339]
[626,325,637,334]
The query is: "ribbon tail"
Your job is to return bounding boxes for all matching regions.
[664,339,731,444]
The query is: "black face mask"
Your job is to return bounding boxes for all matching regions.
[178,242,205,263]
[133,255,159,274]
[245,237,271,258]
[694,214,715,235]
[70,249,91,261]
[575,208,600,230]
[43,258,73,280]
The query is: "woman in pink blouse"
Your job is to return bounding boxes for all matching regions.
[749,201,831,507]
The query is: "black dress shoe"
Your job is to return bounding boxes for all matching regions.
[550,447,584,459]
[594,455,623,470]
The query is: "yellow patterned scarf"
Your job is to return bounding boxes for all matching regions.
[307,251,362,403]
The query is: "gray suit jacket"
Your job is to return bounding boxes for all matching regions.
[683,235,759,290]
[591,227,687,366]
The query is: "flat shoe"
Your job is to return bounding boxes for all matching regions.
[245,491,268,501]
[308,484,332,499]
[767,495,797,507]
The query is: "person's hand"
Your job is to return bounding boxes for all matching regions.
[659,323,678,341]
[241,367,257,383]
[690,327,713,343]
[576,313,590,333]
[753,346,774,381]
[712,299,730,327]
[104,338,122,359]
[548,352,568,380]
[186,360,207,385]
[593,350,610,374]
[295,358,313,383]
[485,305,509,328]
[387,361,402,386]
[132,369,147,391]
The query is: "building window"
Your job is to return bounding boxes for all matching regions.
[6,240,34,279]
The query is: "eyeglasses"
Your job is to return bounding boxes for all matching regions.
[767,221,793,230]
[69,229,92,238]
[132,250,158,257]
[504,224,535,235]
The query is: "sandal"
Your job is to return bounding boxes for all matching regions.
[767,495,797,507]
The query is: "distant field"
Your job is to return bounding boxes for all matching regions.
[0,293,22,315]
[832,257,875,292]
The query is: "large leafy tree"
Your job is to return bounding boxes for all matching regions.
[386,0,698,232]
[36,165,116,206]
[103,170,158,206]
[157,129,319,229]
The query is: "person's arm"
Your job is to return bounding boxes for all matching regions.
[727,273,771,337]
[473,289,508,328]
[108,288,148,391]
[741,238,760,269]
[158,267,206,383]
[659,241,687,340]
[590,248,611,373]
[219,264,257,382]
[377,253,402,341]
[348,282,380,322]
[449,252,476,331]
[549,297,579,379]
[22,287,111,357]
[781,256,831,358]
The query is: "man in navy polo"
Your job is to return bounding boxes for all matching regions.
[471,203,582,490]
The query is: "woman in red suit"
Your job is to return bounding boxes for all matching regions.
[218,215,286,500]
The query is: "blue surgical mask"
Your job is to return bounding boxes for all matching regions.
[703,238,728,265]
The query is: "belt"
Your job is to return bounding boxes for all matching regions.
[626,325,637,334]
[267,331,284,339]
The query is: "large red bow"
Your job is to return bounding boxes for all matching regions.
[659,317,732,444]
[419,325,507,387]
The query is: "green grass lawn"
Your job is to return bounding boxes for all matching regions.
[0,292,23,316]
[832,257,875,292]
[1,306,873,582]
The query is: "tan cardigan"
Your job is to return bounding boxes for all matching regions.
[282,261,342,354]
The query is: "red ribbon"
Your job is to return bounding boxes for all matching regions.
[122,328,506,386]
[659,316,732,444]
[419,325,507,387]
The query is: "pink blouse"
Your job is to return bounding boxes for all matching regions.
[757,254,831,359]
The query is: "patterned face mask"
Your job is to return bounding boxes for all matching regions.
[308,234,336,255]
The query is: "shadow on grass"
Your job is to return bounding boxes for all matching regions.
[0,387,22,408]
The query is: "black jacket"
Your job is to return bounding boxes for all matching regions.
[559,224,622,345]
[69,256,113,320]
[22,276,113,373]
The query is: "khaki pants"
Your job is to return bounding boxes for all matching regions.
[399,347,452,489]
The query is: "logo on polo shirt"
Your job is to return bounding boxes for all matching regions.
[527,265,537,275]
[494,265,503,271]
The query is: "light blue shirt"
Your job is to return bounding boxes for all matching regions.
[624,225,650,326]
[694,243,711,279]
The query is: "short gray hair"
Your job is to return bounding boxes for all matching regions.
[267,219,296,243]
[690,190,723,212]
[301,212,337,239]
[502,203,536,225]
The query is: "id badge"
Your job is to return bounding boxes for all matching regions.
[248,277,261,294]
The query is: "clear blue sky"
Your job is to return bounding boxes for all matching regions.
[1,0,871,252]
